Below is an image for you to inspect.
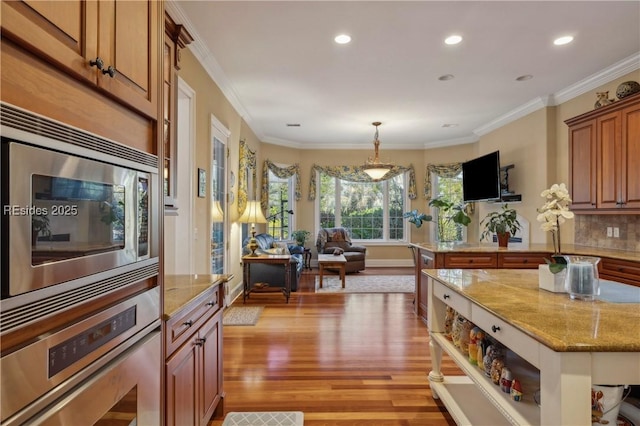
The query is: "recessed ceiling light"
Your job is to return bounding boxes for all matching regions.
[553,36,574,46]
[286,123,301,127]
[438,74,455,81]
[516,75,533,81]
[334,34,351,44]
[442,123,459,128]
[444,35,463,45]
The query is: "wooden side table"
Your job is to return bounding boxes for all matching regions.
[242,254,292,303]
[317,254,347,288]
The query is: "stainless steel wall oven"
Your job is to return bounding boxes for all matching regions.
[1,103,162,425]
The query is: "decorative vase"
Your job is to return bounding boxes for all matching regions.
[563,255,601,301]
[538,264,566,293]
[497,232,510,248]
[616,81,640,100]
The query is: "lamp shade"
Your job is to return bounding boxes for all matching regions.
[238,200,267,225]
[211,201,224,223]
[363,166,391,180]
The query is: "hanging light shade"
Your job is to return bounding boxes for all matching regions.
[238,200,267,256]
[362,121,394,180]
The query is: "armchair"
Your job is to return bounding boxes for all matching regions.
[242,233,303,291]
[315,227,366,273]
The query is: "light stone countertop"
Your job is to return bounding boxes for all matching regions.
[411,242,640,262]
[163,274,229,320]
[423,268,640,352]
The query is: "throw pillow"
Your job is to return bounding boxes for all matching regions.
[265,247,285,255]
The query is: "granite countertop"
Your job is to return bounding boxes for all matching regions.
[411,242,640,262]
[163,274,230,320]
[423,268,640,352]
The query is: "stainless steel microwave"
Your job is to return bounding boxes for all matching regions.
[1,138,158,299]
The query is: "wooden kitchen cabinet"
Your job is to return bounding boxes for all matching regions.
[498,252,549,268]
[165,283,224,426]
[600,256,640,287]
[1,0,159,120]
[443,253,497,268]
[566,93,640,213]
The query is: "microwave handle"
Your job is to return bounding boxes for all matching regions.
[136,172,151,261]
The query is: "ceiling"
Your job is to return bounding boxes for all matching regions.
[168,1,640,150]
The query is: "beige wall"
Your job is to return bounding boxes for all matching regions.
[168,45,638,274]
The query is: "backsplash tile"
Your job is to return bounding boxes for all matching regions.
[574,215,640,252]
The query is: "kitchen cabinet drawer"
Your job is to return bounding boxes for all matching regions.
[433,281,471,318]
[166,285,221,355]
[498,252,549,269]
[444,253,497,268]
[471,304,540,368]
[600,257,640,287]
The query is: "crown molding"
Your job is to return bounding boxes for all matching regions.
[474,96,550,137]
[166,1,265,140]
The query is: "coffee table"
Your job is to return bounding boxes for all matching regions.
[317,254,347,288]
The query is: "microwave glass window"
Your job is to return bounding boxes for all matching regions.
[137,176,149,258]
[31,175,126,265]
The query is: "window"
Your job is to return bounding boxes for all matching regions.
[433,172,465,242]
[267,171,294,240]
[318,172,406,241]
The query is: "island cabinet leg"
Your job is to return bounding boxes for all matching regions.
[428,338,444,399]
[540,347,592,425]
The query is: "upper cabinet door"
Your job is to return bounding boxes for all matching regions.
[1,0,158,119]
[568,119,597,210]
[621,102,640,209]
[596,110,622,209]
[97,0,159,119]
[1,0,98,83]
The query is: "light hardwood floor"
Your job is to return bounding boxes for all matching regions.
[209,268,459,425]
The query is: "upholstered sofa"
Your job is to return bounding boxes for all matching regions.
[315,227,366,273]
[242,233,304,291]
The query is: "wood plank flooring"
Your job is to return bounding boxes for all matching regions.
[209,268,460,425]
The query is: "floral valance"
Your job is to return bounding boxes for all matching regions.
[424,162,462,200]
[260,160,302,211]
[308,164,417,201]
[238,140,257,215]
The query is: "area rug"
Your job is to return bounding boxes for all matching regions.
[222,306,264,326]
[315,274,415,293]
[222,411,304,426]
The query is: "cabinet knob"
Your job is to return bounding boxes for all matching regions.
[443,294,450,299]
[89,57,104,70]
[195,337,206,346]
[102,65,116,78]
[206,301,216,307]
[183,320,193,327]
[491,325,501,333]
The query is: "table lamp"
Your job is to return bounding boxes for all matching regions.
[238,200,267,256]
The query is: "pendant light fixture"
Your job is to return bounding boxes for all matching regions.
[362,121,394,180]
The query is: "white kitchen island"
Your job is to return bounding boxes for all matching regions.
[423,268,640,426]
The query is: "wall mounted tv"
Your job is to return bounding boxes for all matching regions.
[462,150,501,202]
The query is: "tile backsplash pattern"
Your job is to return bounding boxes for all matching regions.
[574,215,639,252]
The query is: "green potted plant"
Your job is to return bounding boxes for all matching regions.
[480,204,521,248]
[291,229,311,247]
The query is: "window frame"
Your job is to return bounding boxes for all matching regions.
[266,168,296,241]
[430,172,467,243]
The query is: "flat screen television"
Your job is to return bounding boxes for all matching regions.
[462,151,501,202]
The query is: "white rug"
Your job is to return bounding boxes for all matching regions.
[222,411,304,426]
[315,274,415,293]
[223,306,264,326]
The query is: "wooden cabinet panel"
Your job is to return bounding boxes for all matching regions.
[622,102,640,208]
[166,340,198,426]
[1,0,158,120]
[568,119,597,210]
[198,313,223,424]
[566,94,640,213]
[444,253,497,268]
[597,110,622,208]
[498,252,548,269]
[600,257,640,287]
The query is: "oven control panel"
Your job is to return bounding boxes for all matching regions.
[48,306,136,377]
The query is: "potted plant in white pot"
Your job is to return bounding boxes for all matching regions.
[480,205,521,248]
